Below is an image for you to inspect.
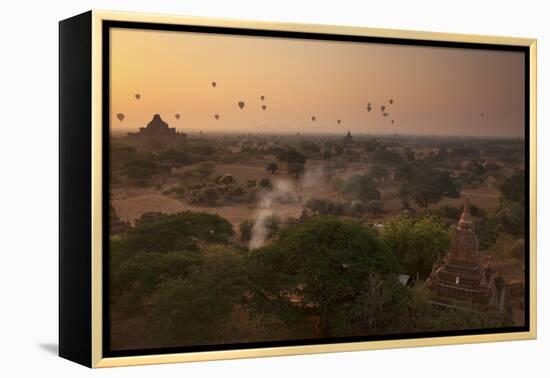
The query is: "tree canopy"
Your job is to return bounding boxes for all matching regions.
[382,217,450,280]
[247,217,402,335]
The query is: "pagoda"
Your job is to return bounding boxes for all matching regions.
[427,198,489,305]
[126,114,186,148]
[342,131,354,145]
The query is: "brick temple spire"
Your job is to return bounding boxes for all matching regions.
[427,197,489,305]
[458,197,473,229]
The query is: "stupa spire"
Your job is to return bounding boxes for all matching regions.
[459,197,473,227]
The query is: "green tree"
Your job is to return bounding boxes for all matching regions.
[240,220,254,242]
[120,211,234,254]
[497,202,525,237]
[499,170,525,204]
[288,162,305,178]
[110,250,200,300]
[247,217,400,336]
[151,245,247,345]
[123,159,160,180]
[194,161,216,179]
[266,162,279,174]
[369,165,389,183]
[343,175,381,202]
[367,200,384,216]
[382,217,450,280]
[259,177,273,189]
[401,167,460,208]
[190,187,220,206]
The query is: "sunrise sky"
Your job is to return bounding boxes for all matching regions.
[110,27,525,137]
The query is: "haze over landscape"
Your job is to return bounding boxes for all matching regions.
[110,28,525,137]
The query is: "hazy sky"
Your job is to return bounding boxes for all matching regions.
[110,28,525,137]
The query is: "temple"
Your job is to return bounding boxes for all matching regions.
[342,131,354,145]
[427,198,489,305]
[126,114,187,148]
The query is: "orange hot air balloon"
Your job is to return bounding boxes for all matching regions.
[391,119,395,124]
[262,105,267,110]
[260,95,265,101]
[214,114,220,120]
[135,94,141,100]
[175,113,181,120]
[211,81,217,88]
[238,101,245,109]
[381,105,386,112]
[116,113,124,122]
[337,120,341,125]
[389,99,394,105]
[311,116,316,122]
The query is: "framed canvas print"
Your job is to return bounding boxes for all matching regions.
[59,10,537,368]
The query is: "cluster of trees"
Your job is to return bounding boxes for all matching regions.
[305,198,383,218]
[111,211,509,349]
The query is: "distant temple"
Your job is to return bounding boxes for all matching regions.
[427,198,490,305]
[126,114,186,148]
[342,130,354,145]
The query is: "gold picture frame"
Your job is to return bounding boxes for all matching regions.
[59,10,537,368]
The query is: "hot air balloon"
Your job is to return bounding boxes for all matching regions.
[262,105,267,110]
[312,116,316,122]
[175,113,181,120]
[116,113,124,122]
[211,81,217,88]
[260,95,265,101]
[383,112,388,117]
[367,104,372,112]
[381,105,386,112]
[391,120,395,124]
[481,112,485,117]
[337,120,341,124]
[238,101,245,110]
[135,94,141,100]
[214,114,220,120]
[389,99,394,105]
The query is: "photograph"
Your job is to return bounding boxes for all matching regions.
[106,24,528,354]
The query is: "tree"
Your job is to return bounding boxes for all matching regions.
[190,186,220,206]
[285,149,306,165]
[240,220,254,242]
[382,217,450,280]
[266,162,279,174]
[343,175,381,202]
[247,217,401,335]
[306,198,347,216]
[373,148,405,167]
[288,162,305,179]
[369,165,389,183]
[151,245,247,345]
[366,200,384,216]
[259,177,273,190]
[123,159,160,180]
[466,160,486,177]
[194,161,216,179]
[499,170,525,204]
[120,211,234,254]
[110,250,200,300]
[497,202,525,237]
[401,167,460,208]
[263,215,281,238]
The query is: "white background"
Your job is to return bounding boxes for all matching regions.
[0,0,547,376]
